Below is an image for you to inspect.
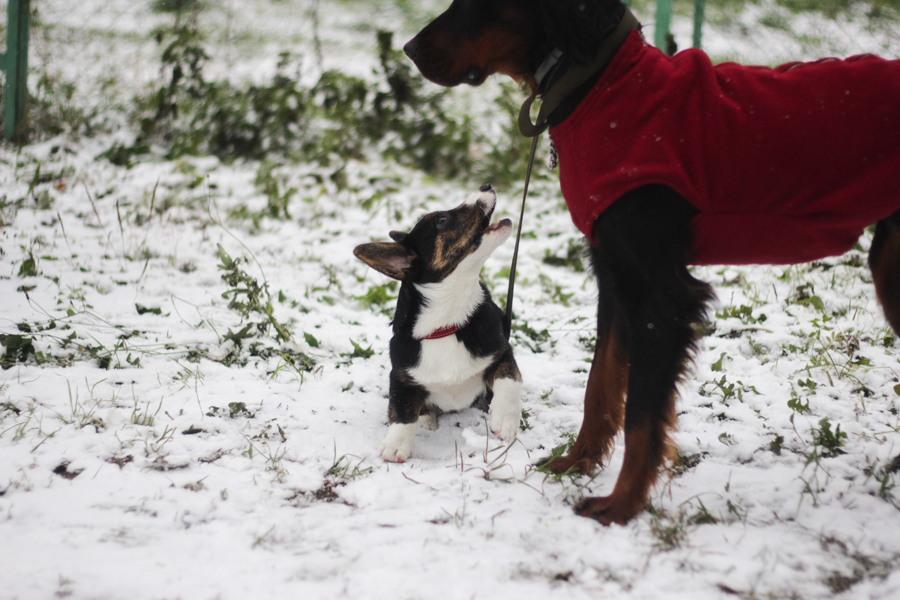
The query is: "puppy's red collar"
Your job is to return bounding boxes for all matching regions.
[416,324,463,341]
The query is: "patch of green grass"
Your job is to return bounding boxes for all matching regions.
[354,282,398,312]
[716,304,766,325]
[807,417,848,461]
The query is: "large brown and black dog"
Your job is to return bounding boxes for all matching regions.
[403,0,900,525]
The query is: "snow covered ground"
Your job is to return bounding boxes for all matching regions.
[2,1,900,599]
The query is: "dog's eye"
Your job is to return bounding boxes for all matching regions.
[436,214,449,228]
[466,67,481,82]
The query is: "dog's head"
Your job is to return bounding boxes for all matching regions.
[354,184,512,285]
[403,0,625,89]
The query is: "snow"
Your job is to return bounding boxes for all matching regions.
[2,1,900,599]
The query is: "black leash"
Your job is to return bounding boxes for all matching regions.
[503,134,539,340]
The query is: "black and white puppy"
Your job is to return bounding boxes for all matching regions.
[354,184,522,462]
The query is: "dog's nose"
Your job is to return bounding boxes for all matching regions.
[479,183,493,192]
[403,38,420,60]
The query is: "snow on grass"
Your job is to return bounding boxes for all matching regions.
[2,1,900,599]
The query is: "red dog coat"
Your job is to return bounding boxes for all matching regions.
[549,31,900,265]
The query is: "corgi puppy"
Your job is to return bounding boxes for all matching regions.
[354,184,522,462]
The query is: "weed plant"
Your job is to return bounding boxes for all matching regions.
[216,244,292,345]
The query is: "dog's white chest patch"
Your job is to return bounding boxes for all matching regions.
[408,337,493,412]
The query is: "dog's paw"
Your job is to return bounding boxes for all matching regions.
[489,378,522,441]
[379,445,410,463]
[489,403,520,442]
[378,422,417,463]
[575,494,642,526]
[538,453,597,476]
[490,408,520,441]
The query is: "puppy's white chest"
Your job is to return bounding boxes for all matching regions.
[408,337,493,411]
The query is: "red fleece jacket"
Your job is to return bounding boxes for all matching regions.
[549,31,900,265]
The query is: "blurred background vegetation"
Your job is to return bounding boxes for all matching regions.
[4,0,900,187]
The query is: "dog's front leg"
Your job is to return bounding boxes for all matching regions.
[379,369,429,462]
[484,347,523,441]
[542,247,629,475]
[576,186,713,525]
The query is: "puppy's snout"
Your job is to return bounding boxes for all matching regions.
[404,38,420,61]
[461,185,498,218]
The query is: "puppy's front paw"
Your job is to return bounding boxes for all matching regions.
[490,406,520,442]
[378,422,417,462]
[379,444,411,463]
[489,378,522,442]
[491,379,522,442]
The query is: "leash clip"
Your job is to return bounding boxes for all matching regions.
[518,93,550,138]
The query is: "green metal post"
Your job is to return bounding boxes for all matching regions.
[693,0,706,49]
[654,0,672,53]
[2,0,30,142]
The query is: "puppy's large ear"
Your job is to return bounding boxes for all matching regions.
[540,0,626,63]
[353,242,415,280]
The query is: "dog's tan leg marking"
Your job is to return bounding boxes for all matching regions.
[544,318,627,475]
[574,392,677,526]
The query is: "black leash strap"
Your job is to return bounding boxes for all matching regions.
[504,134,539,340]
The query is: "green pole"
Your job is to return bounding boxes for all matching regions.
[3,0,30,142]
[693,0,706,49]
[654,0,673,53]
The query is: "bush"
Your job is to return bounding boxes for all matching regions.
[131,20,496,181]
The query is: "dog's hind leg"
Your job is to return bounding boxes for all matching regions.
[574,186,714,525]
[869,211,900,336]
[541,246,629,475]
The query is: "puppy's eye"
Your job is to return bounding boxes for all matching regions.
[466,67,481,82]
[436,214,449,228]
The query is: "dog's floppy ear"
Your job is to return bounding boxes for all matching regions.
[354,241,416,280]
[540,0,626,64]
